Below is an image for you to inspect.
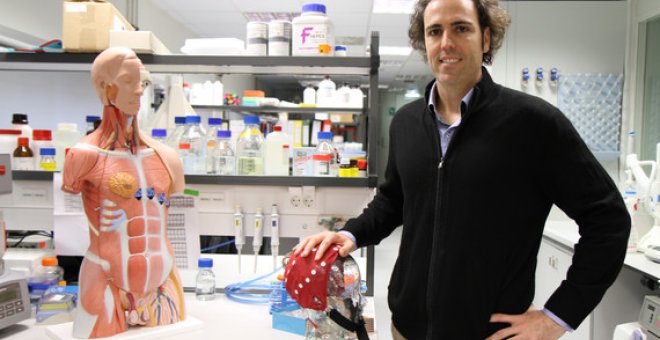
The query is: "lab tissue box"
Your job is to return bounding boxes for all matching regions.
[62,0,134,52]
[272,304,307,336]
[110,31,170,54]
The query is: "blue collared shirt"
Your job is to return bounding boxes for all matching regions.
[428,82,473,157]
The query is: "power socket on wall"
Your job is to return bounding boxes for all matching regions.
[288,187,302,208]
[301,186,315,208]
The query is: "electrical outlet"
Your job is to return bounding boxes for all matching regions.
[302,186,315,208]
[288,187,302,208]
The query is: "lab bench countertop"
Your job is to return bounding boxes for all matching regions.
[0,294,376,339]
[543,220,660,280]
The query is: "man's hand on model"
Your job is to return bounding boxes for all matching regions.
[293,231,356,260]
[486,306,566,340]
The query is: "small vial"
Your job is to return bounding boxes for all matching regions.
[196,258,216,301]
[338,157,352,177]
[357,159,367,178]
[39,148,57,171]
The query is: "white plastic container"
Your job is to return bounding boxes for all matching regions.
[292,3,334,56]
[11,113,33,147]
[303,85,316,105]
[247,22,268,56]
[212,80,224,105]
[0,129,22,157]
[53,123,82,171]
[268,20,291,56]
[264,126,290,176]
[316,76,336,107]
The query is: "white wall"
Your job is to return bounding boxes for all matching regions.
[491,1,627,106]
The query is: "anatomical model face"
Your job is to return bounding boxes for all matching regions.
[108,57,150,116]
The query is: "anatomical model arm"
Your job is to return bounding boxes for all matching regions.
[61,47,186,339]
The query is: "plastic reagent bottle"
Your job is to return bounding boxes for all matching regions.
[53,123,82,171]
[236,115,264,176]
[264,126,290,176]
[292,3,334,56]
[13,137,34,170]
[11,113,33,146]
[181,115,207,174]
[206,117,223,173]
[39,148,57,171]
[195,258,216,301]
[28,257,64,304]
[303,85,316,105]
[316,75,336,107]
[212,130,235,175]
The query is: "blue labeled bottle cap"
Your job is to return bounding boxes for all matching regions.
[198,258,213,268]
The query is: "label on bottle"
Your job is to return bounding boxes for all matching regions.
[13,157,34,170]
[237,157,263,175]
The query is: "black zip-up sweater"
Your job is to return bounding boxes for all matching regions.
[342,69,630,339]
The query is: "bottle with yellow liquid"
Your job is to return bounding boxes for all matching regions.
[39,148,57,171]
[236,116,264,175]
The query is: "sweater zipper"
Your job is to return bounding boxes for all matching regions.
[425,87,479,338]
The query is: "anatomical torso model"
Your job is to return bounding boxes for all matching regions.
[62,47,186,339]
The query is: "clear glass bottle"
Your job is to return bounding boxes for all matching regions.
[39,148,57,171]
[314,131,336,176]
[206,117,223,174]
[213,130,235,175]
[181,115,207,174]
[236,116,264,176]
[28,257,64,306]
[167,116,186,149]
[13,137,34,170]
[196,258,216,301]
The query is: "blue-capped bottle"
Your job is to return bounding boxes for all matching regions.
[236,116,264,175]
[196,258,216,301]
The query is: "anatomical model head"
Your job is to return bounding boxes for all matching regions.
[91,46,151,116]
[285,247,367,339]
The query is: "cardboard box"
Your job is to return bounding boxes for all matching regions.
[109,31,170,54]
[62,1,134,52]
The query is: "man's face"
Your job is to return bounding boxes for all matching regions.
[110,57,149,116]
[423,0,490,91]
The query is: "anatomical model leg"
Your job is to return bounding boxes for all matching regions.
[73,254,126,339]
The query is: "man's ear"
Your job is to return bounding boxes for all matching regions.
[105,84,118,104]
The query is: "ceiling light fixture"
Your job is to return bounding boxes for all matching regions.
[373,0,415,14]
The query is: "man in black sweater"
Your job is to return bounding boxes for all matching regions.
[294,0,631,339]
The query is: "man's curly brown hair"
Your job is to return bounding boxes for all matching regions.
[408,0,511,64]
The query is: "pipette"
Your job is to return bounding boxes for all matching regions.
[253,207,264,273]
[234,204,244,273]
[270,204,280,271]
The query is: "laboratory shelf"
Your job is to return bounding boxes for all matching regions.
[191,104,364,115]
[11,171,378,187]
[182,175,378,187]
[11,170,54,181]
[0,52,374,75]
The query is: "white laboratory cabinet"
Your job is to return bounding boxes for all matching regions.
[534,238,592,340]
[536,222,658,340]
